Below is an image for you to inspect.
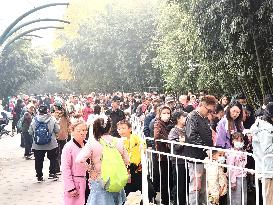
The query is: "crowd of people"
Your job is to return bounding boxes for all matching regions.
[1,91,273,205]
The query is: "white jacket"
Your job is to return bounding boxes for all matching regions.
[250,119,273,178]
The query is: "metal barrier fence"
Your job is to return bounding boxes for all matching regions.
[129,114,273,205]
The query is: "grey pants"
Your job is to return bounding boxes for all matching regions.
[227,177,247,205]
[188,163,207,205]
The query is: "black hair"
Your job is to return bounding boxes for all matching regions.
[95,99,100,104]
[117,119,132,128]
[94,105,101,115]
[236,93,246,100]
[215,104,224,114]
[93,117,111,140]
[211,146,225,155]
[172,111,188,125]
[16,99,23,105]
[226,100,243,133]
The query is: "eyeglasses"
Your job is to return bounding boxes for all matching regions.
[204,106,216,114]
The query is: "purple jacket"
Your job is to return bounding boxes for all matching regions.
[216,116,237,149]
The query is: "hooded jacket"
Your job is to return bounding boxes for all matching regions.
[250,118,273,178]
[29,114,60,150]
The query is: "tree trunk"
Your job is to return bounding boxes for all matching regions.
[253,32,267,97]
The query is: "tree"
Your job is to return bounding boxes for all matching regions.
[54,0,162,93]
[0,40,49,98]
[191,0,273,104]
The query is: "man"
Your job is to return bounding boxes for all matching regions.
[29,105,60,182]
[176,94,194,113]
[183,95,217,205]
[105,96,125,137]
[165,96,176,112]
[136,96,150,117]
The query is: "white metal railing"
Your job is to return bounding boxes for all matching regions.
[130,115,272,205]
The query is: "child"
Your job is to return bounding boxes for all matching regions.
[61,120,88,205]
[117,120,156,201]
[204,148,227,205]
[117,120,144,194]
[226,132,247,205]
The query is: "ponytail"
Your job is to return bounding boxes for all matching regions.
[93,117,112,140]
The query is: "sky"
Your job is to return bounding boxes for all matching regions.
[0,0,69,51]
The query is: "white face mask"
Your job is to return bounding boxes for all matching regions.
[217,156,226,164]
[234,142,244,149]
[161,114,170,122]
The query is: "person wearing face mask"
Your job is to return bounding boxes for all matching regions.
[204,148,227,205]
[226,132,247,205]
[154,105,173,205]
[216,101,244,149]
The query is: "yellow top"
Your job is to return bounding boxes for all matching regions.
[123,134,146,166]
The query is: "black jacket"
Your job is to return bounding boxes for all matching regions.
[105,108,125,137]
[183,110,212,161]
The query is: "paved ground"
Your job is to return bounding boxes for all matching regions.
[0,132,63,205]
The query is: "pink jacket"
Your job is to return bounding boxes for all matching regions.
[75,135,129,179]
[226,149,247,184]
[61,139,87,192]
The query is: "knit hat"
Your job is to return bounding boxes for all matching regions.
[264,102,273,118]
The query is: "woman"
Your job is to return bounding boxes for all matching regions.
[154,105,173,205]
[76,117,129,205]
[216,101,243,149]
[82,102,93,122]
[61,119,88,205]
[53,102,70,174]
[12,99,23,135]
[168,111,188,205]
[219,95,230,108]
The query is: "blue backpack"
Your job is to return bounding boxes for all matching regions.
[34,117,52,145]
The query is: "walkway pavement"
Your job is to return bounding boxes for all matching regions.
[0,132,63,205]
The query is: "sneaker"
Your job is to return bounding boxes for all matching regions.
[48,174,59,180]
[37,177,44,182]
[25,155,35,160]
[56,171,62,176]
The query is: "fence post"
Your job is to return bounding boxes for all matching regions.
[141,148,149,205]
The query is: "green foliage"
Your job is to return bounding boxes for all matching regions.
[191,0,273,104]
[56,0,162,93]
[53,0,273,104]
[0,40,49,98]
